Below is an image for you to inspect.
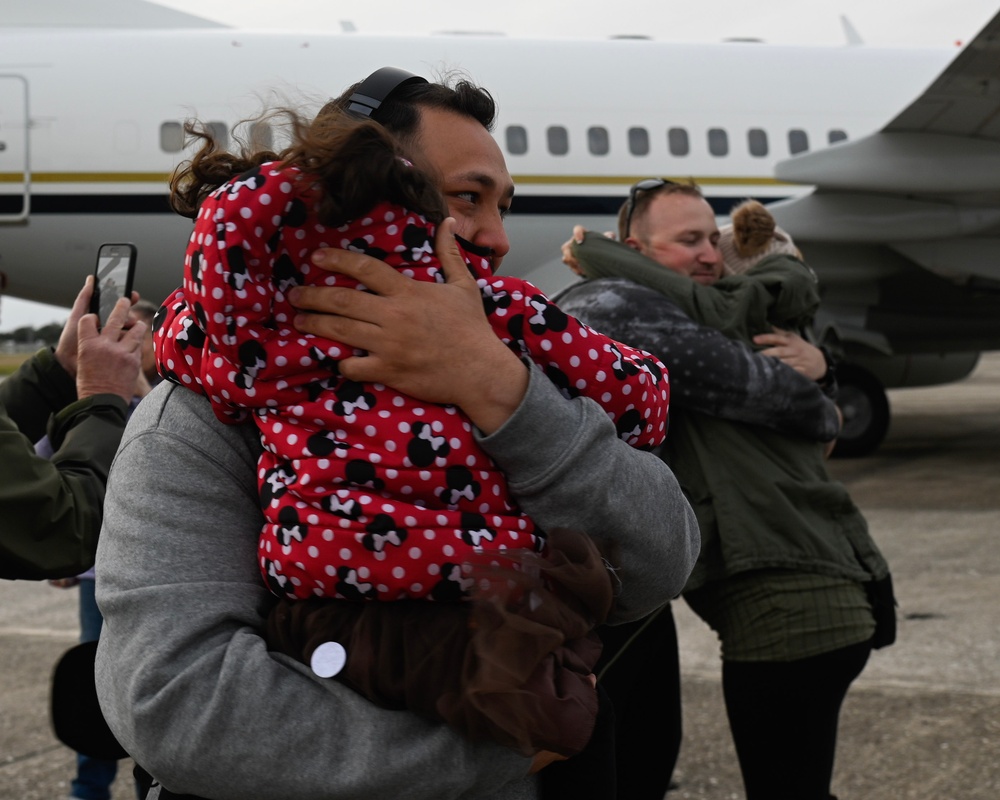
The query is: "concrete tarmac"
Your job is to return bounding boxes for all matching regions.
[670,352,1000,799]
[1,355,998,799]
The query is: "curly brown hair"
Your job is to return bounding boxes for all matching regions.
[169,76,497,228]
[168,107,445,229]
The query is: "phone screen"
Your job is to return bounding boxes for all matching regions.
[94,244,135,325]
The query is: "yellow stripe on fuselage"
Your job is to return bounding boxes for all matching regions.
[0,172,172,183]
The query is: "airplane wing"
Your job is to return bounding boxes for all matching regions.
[887,12,1000,139]
[765,10,1000,455]
[771,9,1000,271]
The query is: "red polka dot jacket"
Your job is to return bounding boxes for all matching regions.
[155,163,669,603]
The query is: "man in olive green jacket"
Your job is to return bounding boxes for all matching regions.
[0,276,145,580]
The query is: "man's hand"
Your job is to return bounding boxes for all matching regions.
[54,276,96,378]
[291,217,528,434]
[75,295,146,403]
[753,328,827,382]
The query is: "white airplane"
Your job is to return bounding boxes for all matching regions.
[2,2,999,455]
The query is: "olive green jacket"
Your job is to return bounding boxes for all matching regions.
[561,236,890,591]
[574,231,820,342]
[0,347,128,580]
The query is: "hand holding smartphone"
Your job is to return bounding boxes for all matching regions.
[91,243,137,326]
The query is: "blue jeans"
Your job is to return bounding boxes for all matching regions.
[71,579,118,800]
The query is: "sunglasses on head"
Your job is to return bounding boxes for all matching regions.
[624,178,678,238]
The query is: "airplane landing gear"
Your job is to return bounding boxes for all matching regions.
[831,363,890,458]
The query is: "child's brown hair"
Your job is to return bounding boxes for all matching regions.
[169,103,446,227]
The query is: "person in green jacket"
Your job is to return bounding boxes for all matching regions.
[559,180,894,800]
[0,275,146,580]
[575,198,819,344]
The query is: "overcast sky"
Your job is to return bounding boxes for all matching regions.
[2,0,997,332]
[155,0,997,46]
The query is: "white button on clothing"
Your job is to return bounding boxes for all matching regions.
[310,641,348,678]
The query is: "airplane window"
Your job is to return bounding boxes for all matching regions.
[160,122,184,153]
[788,129,809,154]
[628,127,649,156]
[547,126,569,156]
[506,125,528,155]
[588,126,609,156]
[748,128,768,157]
[708,128,729,157]
[828,129,848,144]
[207,121,229,149]
[668,127,689,156]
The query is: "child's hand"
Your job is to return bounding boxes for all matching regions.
[528,672,596,773]
[529,750,567,773]
[560,225,589,275]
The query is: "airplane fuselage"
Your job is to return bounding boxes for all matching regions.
[6,23,1000,458]
[0,28,954,307]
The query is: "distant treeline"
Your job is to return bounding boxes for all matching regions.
[0,322,64,348]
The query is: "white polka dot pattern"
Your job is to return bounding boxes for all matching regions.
[155,162,669,603]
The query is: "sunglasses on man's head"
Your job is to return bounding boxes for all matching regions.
[624,178,678,238]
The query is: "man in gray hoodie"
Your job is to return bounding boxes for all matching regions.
[94,72,700,800]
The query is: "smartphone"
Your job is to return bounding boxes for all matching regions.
[91,243,137,326]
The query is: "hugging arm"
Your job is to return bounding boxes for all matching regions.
[501,277,669,448]
[95,384,532,800]
[558,279,841,442]
[477,364,699,622]
[293,234,699,625]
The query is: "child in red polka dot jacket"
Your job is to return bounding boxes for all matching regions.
[155,102,670,759]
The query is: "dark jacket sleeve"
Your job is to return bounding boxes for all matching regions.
[557,279,841,442]
[0,348,129,580]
